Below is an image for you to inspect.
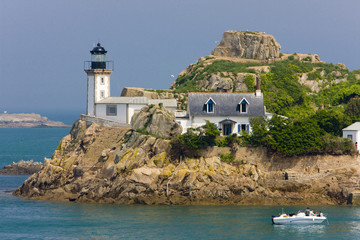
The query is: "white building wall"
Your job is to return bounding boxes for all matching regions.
[176,118,192,133]
[95,75,110,102]
[96,104,127,123]
[94,103,147,125]
[343,130,360,150]
[87,76,95,116]
[190,116,252,135]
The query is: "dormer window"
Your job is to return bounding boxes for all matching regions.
[204,97,216,113]
[238,98,249,113]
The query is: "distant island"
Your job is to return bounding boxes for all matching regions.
[0,113,71,128]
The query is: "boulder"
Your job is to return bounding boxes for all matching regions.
[121,87,160,99]
[131,104,182,138]
[70,120,87,141]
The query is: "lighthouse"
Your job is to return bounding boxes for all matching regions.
[84,43,113,116]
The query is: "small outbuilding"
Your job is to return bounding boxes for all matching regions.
[342,122,360,151]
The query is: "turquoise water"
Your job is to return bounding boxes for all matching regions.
[0,128,70,167]
[1,126,360,239]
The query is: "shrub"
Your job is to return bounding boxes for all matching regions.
[170,121,220,159]
[323,134,356,155]
[244,75,256,91]
[288,55,294,60]
[346,97,360,118]
[311,109,351,136]
[215,137,228,147]
[307,71,322,80]
[266,117,325,156]
[247,117,268,146]
[220,153,235,163]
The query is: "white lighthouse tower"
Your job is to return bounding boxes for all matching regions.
[84,43,113,116]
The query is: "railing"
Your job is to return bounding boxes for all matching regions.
[84,61,114,70]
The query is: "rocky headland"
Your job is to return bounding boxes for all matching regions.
[0,113,70,128]
[14,105,360,205]
[13,30,360,205]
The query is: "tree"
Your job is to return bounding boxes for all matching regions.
[346,97,360,118]
[312,110,351,136]
[203,120,221,146]
[267,117,325,155]
[248,116,268,146]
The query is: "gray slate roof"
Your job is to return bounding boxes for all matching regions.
[188,92,265,117]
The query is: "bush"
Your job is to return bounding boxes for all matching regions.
[323,134,356,155]
[220,153,235,163]
[346,97,360,118]
[266,117,325,156]
[244,75,256,91]
[247,117,268,146]
[215,137,228,147]
[170,121,220,159]
[311,109,351,136]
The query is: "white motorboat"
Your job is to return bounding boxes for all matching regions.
[272,211,327,225]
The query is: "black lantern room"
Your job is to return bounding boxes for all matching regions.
[90,43,107,69]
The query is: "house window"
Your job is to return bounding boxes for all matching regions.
[106,105,117,116]
[241,103,247,113]
[238,124,250,133]
[208,102,214,112]
[238,98,249,113]
[347,134,353,140]
[204,97,216,113]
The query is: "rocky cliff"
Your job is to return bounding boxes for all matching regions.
[212,31,281,60]
[14,105,360,205]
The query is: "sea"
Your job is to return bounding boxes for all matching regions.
[1,113,360,239]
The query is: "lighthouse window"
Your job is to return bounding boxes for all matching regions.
[101,78,104,84]
[100,91,105,98]
[106,105,117,116]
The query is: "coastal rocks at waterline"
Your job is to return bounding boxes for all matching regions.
[212,31,281,60]
[0,160,43,175]
[14,105,360,205]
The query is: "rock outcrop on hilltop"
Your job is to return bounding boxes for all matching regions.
[14,104,360,205]
[212,31,281,60]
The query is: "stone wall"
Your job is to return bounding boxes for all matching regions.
[80,114,130,128]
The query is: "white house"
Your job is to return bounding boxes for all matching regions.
[177,91,270,135]
[342,122,360,151]
[83,43,177,126]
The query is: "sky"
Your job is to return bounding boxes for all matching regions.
[1,0,359,117]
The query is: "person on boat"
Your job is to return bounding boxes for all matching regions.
[305,207,311,216]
